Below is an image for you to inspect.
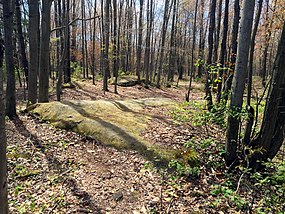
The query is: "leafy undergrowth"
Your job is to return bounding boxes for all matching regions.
[149,100,285,213]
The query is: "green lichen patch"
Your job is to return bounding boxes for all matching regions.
[28,98,177,166]
[109,75,139,87]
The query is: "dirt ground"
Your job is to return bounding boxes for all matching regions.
[8,79,221,213]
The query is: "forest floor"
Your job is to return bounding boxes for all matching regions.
[7,78,281,213]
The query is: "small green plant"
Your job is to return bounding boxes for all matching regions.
[70,61,83,79]
[170,101,228,128]
[210,182,247,210]
[250,161,285,212]
[168,159,200,178]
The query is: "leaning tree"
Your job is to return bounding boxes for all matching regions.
[226,14,285,170]
[248,20,285,169]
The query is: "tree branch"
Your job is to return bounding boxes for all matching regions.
[51,16,100,33]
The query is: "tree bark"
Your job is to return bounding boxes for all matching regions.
[222,0,240,103]
[15,0,29,84]
[64,0,71,83]
[3,0,16,118]
[243,0,263,145]
[92,0,97,85]
[136,0,143,82]
[197,0,205,78]
[225,0,255,166]
[186,0,198,101]
[249,21,285,169]
[126,0,133,73]
[156,0,171,87]
[39,0,52,102]
[144,0,154,88]
[28,0,39,105]
[81,0,86,78]
[167,0,178,83]
[0,33,8,214]
[113,0,119,94]
[103,0,111,91]
[205,0,216,110]
[216,0,229,103]
[213,0,222,63]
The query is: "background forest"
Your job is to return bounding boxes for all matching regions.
[0,0,285,213]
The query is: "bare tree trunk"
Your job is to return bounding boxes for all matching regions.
[216,0,229,103]
[213,0,222,63]
[15,0,29,84]
[113,0,119,94]
[244,13,258,147]
[167,0,177,83]
[136,0,143,82]
[222,0,240,102]
[225,0,255,167]
[197,0,205,78]
[63,0,71,83]
[260,0,276,87]
[144,0,154,88]
[57,0,70,101]
[28,0,39,105]
[71,0,77,64]
[205,0,216,110]
[156,0,171,87]
[39,0,52,102]
[246,0,263,107]
[126,0,133,73]
[103,0,111,91]
[92,0,97,85]
[4,0,16,118]
[81,0,86,78]
[0,33,8,214]
[186,0,198,101]
[249,21,285,169]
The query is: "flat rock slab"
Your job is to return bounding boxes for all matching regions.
[28,98,177,166]
[109,76,142,87]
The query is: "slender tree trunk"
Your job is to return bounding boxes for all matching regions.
[156,0,171,87]
[64,0,71,83]
[54,0,60,79]
[246,0,263,107]
[103,0,111,91]
[167,0,177,83]
[260,0,276,87]
[216,0,229,103]
[28,0,39,105]
[57,0,70,101]
[113,0,119,94]
[116,0,123,75]
[81,0,86,78]
[84,12,89,78]
[0,33,8,214]
[144,0,153,88]
[126,0,133,73]
[16,0,29,84]
[205,0,216,110]
[136,0,143,82]
[39,0,52,102]
[92,0,97,85]
[71,0,77,64]
[223,0,240,102]
[225,0,255,167]
[4,0,16,118]
[213,0,222,63]
[186,0,198,101]
[197,0,205,78]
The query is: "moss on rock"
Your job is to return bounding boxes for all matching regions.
[28,98,177,166]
